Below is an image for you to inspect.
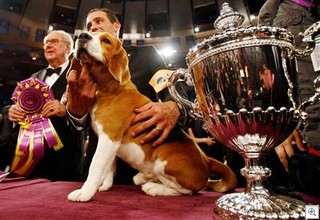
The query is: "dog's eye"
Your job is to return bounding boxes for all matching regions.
[103,39,111,44]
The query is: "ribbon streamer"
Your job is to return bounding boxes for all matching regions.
[10,78,63,176]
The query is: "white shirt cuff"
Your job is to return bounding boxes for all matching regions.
[66,108,88,130]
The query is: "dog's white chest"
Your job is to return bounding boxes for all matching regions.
[90,104,152,173]
[118,142,153,172]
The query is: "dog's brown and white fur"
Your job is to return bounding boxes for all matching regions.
[67,32,237,202]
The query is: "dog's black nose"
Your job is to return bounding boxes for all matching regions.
[78,33,92,41]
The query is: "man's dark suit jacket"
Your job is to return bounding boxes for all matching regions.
[32,63,82,181]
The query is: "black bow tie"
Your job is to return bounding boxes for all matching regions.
[46,67,62,77]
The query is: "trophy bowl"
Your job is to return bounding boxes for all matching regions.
[169,2,320,220]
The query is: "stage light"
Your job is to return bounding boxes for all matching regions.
[158,47,177,57]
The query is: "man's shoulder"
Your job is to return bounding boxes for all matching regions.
[30,68,46,78]
[125,45,156,54]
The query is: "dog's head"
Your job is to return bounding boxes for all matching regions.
[75,32,130,85]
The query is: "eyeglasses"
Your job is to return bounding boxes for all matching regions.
[44,38,68,45]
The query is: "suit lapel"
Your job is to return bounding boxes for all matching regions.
[51,62,70,100]
[31,69,47,81]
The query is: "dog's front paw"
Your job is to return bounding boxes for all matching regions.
[67,188,95,202]
[98,177,113,192]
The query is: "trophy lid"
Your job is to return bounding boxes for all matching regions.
[186,2,294,67]
[213,2,244,32]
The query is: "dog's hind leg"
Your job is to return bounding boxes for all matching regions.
[68,131,120,202]
[133,172,158,185]
[141,182,192,196]
[141,160,193,196]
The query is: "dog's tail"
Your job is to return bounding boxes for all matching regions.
[206,157,237,193]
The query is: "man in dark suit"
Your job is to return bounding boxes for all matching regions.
[2,30,82,181]
[66,8,185,184]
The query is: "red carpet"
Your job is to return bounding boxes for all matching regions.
[0,178,319,220]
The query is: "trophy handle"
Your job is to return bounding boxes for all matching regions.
[295,21,320,117]
[298,76,320,120]
[168,68,198,118]
[294,21,320,57]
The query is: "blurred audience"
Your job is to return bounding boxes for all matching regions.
[259,0,320,197]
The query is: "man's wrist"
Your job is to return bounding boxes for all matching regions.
[66,107,88,122]
[66,107,89,131]
[66,104,86,118]
[175,102,188,126]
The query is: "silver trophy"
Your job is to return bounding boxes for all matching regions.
[169,2,320,219]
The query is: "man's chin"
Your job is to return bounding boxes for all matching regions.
[45,55,56,61]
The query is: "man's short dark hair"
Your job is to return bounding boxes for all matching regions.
[87,8,119,24]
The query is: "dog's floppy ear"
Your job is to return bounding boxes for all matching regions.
[107,38,130,85]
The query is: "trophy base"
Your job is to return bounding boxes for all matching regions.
[213,192,305,219]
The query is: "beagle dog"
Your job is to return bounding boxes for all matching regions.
[67,32,237,202]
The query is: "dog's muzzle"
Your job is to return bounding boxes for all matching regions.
[78,33,92,43]
[75,33,92,59]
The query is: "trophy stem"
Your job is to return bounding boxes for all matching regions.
[213,154,306,219]
[241,156,271,196]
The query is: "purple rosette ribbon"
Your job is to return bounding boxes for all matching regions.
[10,78,63,176]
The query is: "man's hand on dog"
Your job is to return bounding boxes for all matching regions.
[67,61,97,117]
[131,101,180,147]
